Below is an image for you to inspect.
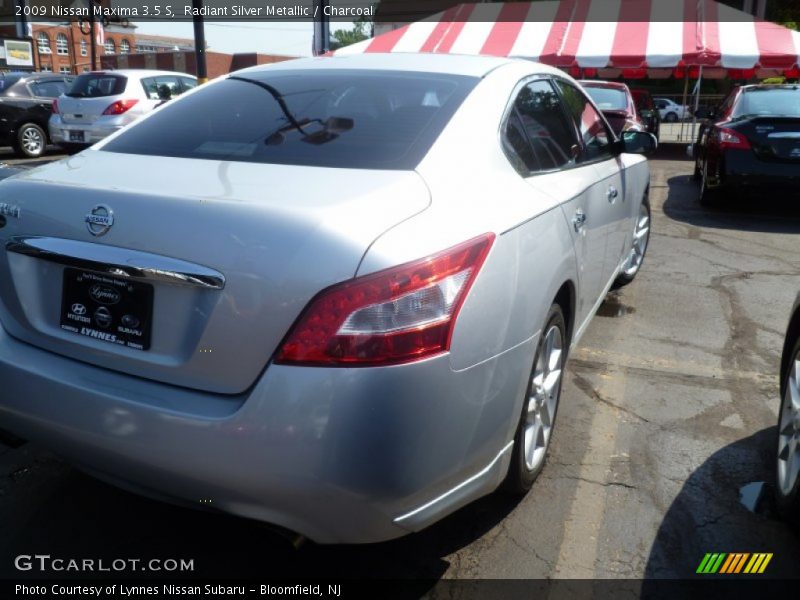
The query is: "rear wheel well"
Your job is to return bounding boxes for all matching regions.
[554,281,576,351]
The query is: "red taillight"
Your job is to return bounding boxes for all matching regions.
[275,233,496,367]
[717,127,751,150]
[51,99,59,114]
[102,99,138,116]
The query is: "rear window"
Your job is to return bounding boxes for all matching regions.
[67,73,127,98]
[102,69,478,170]
[733,88,800,118]
[584,87,628,111]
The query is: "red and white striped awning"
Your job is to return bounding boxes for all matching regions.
[333,0,800,78]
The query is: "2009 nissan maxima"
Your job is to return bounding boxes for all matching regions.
[0,54,653,543]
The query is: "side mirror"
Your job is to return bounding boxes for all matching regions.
[621,131,657,155]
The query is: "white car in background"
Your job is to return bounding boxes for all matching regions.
[49,69,196,152]
[654,97,691,122]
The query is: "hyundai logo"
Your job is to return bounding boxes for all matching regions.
[71,303,87,315]
[89,284,121,305]
[85,204,114,236]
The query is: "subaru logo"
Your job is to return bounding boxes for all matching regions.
[85,204,114,236]
[71,303,87,315]
[89,284,121,305]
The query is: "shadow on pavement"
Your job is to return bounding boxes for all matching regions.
[661,174,800,234]
[0,460,524,587]
[642,426,800,586]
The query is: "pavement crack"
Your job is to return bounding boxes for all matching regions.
[571,371,651,424]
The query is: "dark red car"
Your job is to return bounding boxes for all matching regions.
[579,80,646,137]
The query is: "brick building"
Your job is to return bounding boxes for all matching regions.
[29,22,194,74]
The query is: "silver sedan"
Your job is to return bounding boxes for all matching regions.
[777,294,800,524]
[0,53,653,543]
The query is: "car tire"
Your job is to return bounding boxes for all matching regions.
[665,112,678,123]
[615,198,650,287]
[14,123,47,159]
[776,336,800,526]
[699,160,721,206]
[504,303,567,494]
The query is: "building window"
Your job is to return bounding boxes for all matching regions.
[37,32,51,54]
[40,65,52,72]
[104,39,115,55]
[82,66,90,72]
[80,40,87,57]
[120,39,130,54]
[56,33,69,55]
[60,66,71,74]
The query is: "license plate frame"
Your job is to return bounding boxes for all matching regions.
[68,130,85,143]
[60,268,153,351]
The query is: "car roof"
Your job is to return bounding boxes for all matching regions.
[739,84,799,92]
[579,79,630,91]
[236,53,549,78]
[83,69,196,79]
[1,72,70,81]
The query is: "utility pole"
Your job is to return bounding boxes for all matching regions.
[312,0,330,56]
[88,0,96,70]
[192,0,208,83]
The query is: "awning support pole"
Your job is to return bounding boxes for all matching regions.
[690,66,703,144]
[679,69,689,141]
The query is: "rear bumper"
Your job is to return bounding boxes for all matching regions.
[721,149,800,193]
[48,115,130,146]
[0,326,530,543]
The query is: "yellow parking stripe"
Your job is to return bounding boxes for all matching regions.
[757,554,773,574]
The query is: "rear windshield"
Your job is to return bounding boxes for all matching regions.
[584,87,628,111]
[102,69,478,170]
[733,88,800,118]
[67,73,128,98]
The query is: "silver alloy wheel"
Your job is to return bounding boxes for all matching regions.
[623,202,650,277]
[524,324,563,471]
[778,350,800,496]
[21,126,44,156]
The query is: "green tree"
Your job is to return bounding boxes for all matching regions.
[330,16,372,50]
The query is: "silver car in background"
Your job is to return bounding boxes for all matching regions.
[0,54,653,543]
[49,69,196,151]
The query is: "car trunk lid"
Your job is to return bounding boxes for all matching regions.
[0,150,431,394]
[737,116,800,162]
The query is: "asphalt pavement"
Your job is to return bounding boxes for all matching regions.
[1,144,799,589]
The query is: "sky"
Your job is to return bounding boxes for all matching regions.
[133,21,351,57]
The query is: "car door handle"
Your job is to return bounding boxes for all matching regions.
[607,186,619,202]
[572,210,587,232]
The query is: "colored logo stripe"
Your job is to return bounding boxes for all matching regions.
[697,553,773,574]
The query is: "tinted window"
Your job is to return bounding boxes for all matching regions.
[103,70,477,170]
[67,74,127,98]
[29,79,70,98]
[556,81,613,161]
[0,75,23,93]
[733,88,800,118]
[504,79,577,173]
[583,86,628,111]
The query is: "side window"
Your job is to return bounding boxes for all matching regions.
[555,81,613,162]
[179,77,197,93]
[29,80,67,98]
[502,79,578,174]
[141,76,181,100]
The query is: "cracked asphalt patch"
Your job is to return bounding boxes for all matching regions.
[1,144,799,585]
